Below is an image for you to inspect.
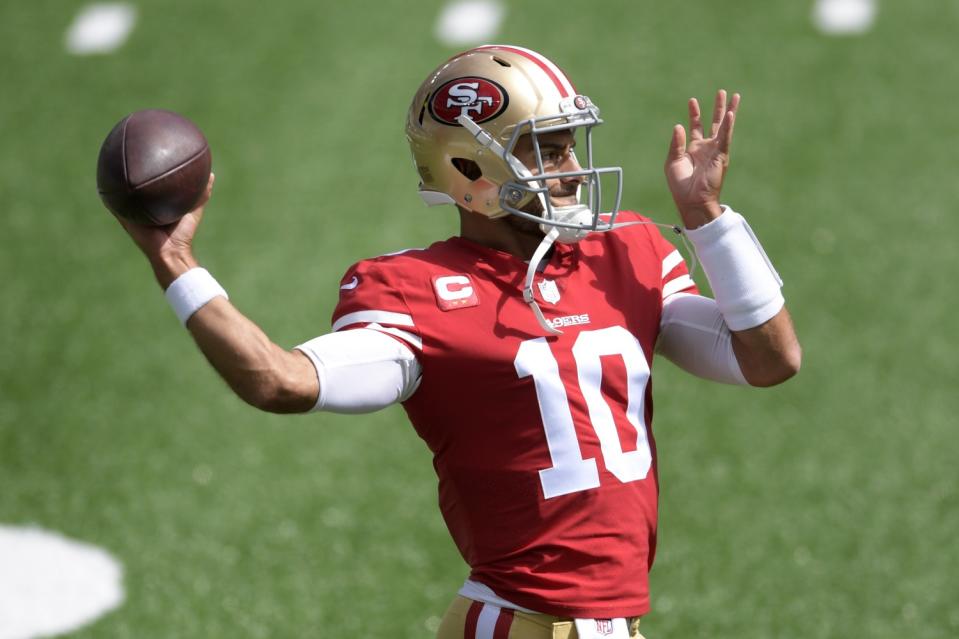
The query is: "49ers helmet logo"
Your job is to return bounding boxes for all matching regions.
[429,77,509,126]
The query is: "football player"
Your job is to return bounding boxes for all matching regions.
[113,45,800,639]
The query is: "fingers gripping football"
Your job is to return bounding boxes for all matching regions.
[112,172,214,289]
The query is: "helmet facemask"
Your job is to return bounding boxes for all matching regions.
[460,95,623,244]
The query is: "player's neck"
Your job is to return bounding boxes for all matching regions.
[458,208,544,261]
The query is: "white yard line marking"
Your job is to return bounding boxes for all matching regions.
[434,0,505,47]
[813,0,877,35]
[65,3,137,55]
[0,525,125,639]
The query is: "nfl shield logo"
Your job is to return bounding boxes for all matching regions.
[537,279,561,304]
[596,619,614,636]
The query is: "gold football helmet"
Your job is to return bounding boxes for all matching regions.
[406,44,623,243]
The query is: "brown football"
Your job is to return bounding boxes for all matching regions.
[97,109,212,226]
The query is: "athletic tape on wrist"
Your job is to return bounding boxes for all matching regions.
[684,206,784,331]
[164,267,228,325]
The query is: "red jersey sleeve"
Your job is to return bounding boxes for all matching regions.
[331,257,423,352]
[647,224,699,301]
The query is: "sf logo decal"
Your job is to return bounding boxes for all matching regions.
[447,83,493,116]
[429,77,509,126]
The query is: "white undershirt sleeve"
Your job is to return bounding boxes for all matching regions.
[656,293,748,385]
[295,328,423,414]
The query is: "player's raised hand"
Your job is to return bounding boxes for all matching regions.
[114,173,214,287]
[665,90,740,229]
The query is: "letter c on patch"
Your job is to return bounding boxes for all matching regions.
[435,275,473,300]
[432,274,480,310]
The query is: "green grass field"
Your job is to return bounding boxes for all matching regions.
[2,0,957,636]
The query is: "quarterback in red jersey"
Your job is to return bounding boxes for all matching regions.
[111,45,800,639]
[326,215,693,619]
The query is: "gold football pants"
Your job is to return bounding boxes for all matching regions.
[435,596,646,639]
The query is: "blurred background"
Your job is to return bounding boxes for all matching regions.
[1,0,957,637]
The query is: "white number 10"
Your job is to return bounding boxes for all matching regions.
[514,326,652,499]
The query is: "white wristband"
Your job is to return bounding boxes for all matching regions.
[684,206,784,331]
[164,267,228,325]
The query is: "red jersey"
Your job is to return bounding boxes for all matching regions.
[330,212,696,618]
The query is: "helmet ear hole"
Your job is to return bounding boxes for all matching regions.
[451,158,483,181]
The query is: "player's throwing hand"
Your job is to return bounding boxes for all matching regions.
[114,173,214,288]
[665,89,740,229]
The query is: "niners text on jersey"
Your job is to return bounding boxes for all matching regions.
[329,212,697,618]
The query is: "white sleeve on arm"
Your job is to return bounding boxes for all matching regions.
[656,293,748,385]
[684,206,784,331]
[295,328,422,414]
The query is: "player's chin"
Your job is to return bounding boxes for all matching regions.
[550,197,579,208]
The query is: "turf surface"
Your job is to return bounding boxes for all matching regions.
[1,0,957,636]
